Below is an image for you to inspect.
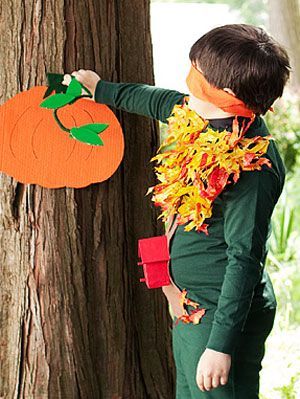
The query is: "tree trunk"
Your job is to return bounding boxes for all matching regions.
[268,0,300,91]
[0,1,175,398]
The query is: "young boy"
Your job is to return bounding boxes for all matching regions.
[64,24,290,398]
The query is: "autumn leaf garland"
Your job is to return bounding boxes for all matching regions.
[146,97,273,234]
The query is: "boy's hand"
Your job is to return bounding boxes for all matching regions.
[161,284,187,318]
[196,348,231,392]
[62,69,101,100]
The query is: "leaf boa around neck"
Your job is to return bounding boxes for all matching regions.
[146,96,273,235]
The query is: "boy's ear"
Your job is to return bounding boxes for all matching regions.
[223,87,236,96]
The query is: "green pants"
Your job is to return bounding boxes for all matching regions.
[172,307,276,399]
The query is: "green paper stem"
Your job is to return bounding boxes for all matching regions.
[54,109,70,133]
[84,86,92,97]
[76,94,92,100]
[52,95,93,133]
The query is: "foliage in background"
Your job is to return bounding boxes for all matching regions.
[151,0,268,25]
[274,372,300,399]
[266,192,300,327]
[263,100,300,333]
[264,98,300,174]
[261,370,300,399]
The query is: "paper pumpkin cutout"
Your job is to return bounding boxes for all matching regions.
[0,85,124,188]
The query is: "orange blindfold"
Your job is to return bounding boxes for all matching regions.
[186,63,255,118]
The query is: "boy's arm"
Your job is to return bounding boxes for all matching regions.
[94,80,187,123]
[205,167,281,355]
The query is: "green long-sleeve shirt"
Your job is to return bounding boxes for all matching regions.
[95,79,285,355]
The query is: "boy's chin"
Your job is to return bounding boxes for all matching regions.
[188,95,220,118]
[188,94,238,120]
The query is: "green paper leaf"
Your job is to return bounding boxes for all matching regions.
[43,73,67,98]
[40,93,75,109]
[66,79,83,97]
[80,123,109,134]
[70,126,104,146]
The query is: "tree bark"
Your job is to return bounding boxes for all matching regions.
[268,0,300,91]
[0,1,175,398]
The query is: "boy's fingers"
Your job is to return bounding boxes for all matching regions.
[196,373,205,391]
[62,74,72,86]
[72,70,85,77]
[203,374,212,391]
[220,375,228,385]
[212,375,220,388]
[71,71,86,85]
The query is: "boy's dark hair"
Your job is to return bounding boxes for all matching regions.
[189,24,291,115]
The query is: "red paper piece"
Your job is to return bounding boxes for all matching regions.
[137,235,171,288]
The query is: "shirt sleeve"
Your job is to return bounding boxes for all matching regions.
[94,80,187,123]
[205,167,281,355]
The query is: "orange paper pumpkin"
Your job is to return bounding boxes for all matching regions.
[0,86,124,188]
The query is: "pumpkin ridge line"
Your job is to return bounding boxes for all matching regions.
[83,108,95,123]
[9,106,32,158]
[31,118,44,160]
